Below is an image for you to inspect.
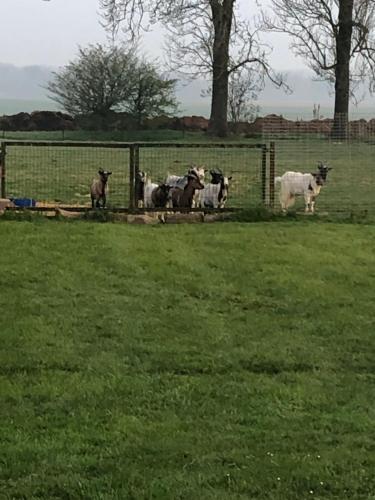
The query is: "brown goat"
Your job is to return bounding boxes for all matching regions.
[90,169,112,209]
[170,174,204,208]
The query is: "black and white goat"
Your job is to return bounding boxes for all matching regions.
[151,183,172,208]
[144,180,172,208]
[198,169,232,209]
[90,169,112,209]
[275,162,332,213]
[166,164,206,189]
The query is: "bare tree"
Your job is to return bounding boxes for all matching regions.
[164,6,284,135]
[100,0,284,137]
[262,0,375,138]
[228,69,261,127]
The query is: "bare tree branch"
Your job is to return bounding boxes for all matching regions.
[100,0,287,136]
[261,0,375,137]
[262,0,375,96]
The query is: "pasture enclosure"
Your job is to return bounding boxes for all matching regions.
[262,119,375,214]
[1,129,375,214]
[0,141,271,211]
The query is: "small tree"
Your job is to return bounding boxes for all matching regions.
[46,44,136,119]
[46,44,179,129]
[124,61,178,126]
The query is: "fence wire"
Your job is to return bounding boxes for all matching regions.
[138,145,264,209]
[2,116,375,215]
[2,142,265,210]
[4,144,129,208]
[262,117,375,214]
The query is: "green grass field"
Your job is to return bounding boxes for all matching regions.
[1,219,375,499]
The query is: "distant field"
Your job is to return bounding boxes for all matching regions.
[0,220,375,499]
[0,129,193,143]
[2,130,375,213]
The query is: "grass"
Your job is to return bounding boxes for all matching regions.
[1,219,375,499]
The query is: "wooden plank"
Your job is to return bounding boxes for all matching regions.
[134,145,140,207]
[0,142,6,199]
[129,145,136,209]
[4,140,266,150]
[261,145,267,205]
[269,142,276,208]
[133,142,266,149]
[5,206,240,213]
[3,140,132,148]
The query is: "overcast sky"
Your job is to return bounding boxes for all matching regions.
[1,0,301,70]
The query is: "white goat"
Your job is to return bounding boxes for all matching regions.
[198,170,232,209]
[275,163,331,213]
[144,180,159,208]
[135,171,147,208]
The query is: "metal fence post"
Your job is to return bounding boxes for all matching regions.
[261,144,267,206]
[0,142,6,199]
[269,141,276,208]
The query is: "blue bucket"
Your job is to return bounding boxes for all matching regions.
[11,198,36,208]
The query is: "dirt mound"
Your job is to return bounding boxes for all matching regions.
[0,111,76,131]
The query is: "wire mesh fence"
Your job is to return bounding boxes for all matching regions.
[137,144,265,209]
[0,141,267,210]
[2,142,130,208]
[262,116,375,214]
[2,125,374,215]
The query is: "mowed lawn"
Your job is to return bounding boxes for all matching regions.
[0,220,375,499]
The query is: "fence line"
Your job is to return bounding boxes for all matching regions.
[3,134,374,215]
[0,141,6,199]
[262,118,375,214]
[0,141,271,211]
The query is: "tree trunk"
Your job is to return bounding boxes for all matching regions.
[332,0,354,140]
[207,0,234,137]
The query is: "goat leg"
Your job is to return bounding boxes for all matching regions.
[311,196,316,213]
